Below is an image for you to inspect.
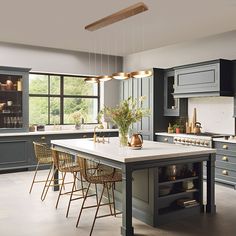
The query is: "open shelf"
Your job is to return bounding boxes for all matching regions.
[159,188,198,200]
[159,176,198,186]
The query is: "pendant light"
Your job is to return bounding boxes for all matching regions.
[84,77,98,83]
[98,41,112,82]
[130,70,152,78]
[112,72,130,80]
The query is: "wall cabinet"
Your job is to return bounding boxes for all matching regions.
[174,59,233,98]
[0,66,30,132]
[163,69,188,116]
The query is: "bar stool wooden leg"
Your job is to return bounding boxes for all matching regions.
[76,182,91,227]
[41,168,57,201]
[106,184,113,215]
[56,172,67,209]
[40,164,53,200]
[90,184,106,236]
[112,183,117,217]
[29,162,40,194]
[66,172,77,217]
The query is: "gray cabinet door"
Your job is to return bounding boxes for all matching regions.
[0,139,28,170]
[139,76,153,140]
[174,63,220,98]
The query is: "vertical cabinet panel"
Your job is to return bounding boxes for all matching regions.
[121,73,154,141]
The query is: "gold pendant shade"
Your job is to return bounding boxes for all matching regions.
[84,77,99,83]
[112,72,130,80]
[98,75,113,82]
[130,70,152,79]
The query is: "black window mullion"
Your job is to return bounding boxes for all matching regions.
[48,75,50,125]
[60,75,64,125]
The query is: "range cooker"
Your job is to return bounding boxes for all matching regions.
[173,132,226,148]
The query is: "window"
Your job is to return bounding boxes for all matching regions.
[29,73,99,125]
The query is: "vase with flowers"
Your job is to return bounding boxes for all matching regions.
[71,111,82,130]
[101,96,150,146]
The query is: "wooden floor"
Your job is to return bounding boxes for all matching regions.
[0,170,236,236]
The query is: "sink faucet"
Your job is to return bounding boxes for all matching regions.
[93,126,98,143]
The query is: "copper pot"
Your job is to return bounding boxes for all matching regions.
[129,133,143,147]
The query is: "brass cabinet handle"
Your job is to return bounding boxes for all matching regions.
[222,156,228,162]
[223,144,228,149]
[164,138,168,142]
[83,134,87,138]
[222,170,228,176]
[41,136,46,140]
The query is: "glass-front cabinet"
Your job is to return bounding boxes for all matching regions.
[164,69,188,117]
[0,66,30,132]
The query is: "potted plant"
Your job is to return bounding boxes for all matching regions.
[173,124,181,134]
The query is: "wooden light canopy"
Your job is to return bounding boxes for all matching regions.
[85,2,148,31]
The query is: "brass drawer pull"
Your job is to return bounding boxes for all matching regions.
[222,144,228,149]
[83,134,87,138]
[41,136,46,140]
[222,156,228,161]
[164,138,168,142]
[222,170,228,176]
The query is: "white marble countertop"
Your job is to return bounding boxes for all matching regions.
[0,129,118,137]
[51,137,216,163]
[213,137,236,143]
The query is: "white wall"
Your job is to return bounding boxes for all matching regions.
[124,30,236,134]
[188,97,234,135]
[0,42,122,108]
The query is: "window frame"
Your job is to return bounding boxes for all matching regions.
[29,72,100,125]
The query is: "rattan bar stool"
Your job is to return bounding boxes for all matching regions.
[29,142,55,201]
[50,149,86,217]
[76,157,122,236]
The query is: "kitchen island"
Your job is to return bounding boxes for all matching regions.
[51,137,216,236]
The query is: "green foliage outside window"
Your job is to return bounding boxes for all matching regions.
[29,74,99,125]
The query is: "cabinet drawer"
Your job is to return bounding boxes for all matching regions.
[216,154,236,164]
[215,167,236,178]
[156,135,174,143]
[214,141,236,156]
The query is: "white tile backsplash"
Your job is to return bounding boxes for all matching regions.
[188,97,234,135]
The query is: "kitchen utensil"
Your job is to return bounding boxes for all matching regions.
[129,133,143,148]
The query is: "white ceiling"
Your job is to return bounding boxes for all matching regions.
[0,0,236,56]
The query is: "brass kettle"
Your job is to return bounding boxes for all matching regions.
[129,133,143,148]
[193,122,202,134]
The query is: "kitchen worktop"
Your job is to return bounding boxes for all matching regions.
[51,137,216,163]
[0,128,118,137]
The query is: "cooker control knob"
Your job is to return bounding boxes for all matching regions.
[204,141,209,146]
